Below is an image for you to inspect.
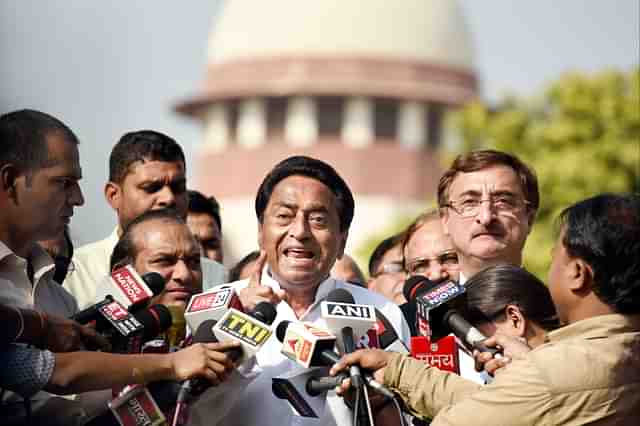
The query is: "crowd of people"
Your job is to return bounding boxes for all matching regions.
[0,108,638,425]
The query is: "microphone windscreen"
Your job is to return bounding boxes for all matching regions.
[136,304,172,340]
[142,272,165,295]
[275,320,291,342]
[402,275,431,303]
[253,302,277,325]
[193,319,218,343]
[326,288,354,304]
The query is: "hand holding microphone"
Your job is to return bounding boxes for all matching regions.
[473,333,531,376]
[329,349,394,396]
[237,251,285,312]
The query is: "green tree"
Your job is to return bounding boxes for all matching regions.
[453,68,640,278]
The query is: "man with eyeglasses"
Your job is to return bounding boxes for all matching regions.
[367,232,407,304]
[437,149,539,284]
[401,210,460,338]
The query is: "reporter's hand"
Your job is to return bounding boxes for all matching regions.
[170,341,241,385]
[473,334,531,376]
[329,349,393,395]
[238,251,285,312]
[45,315,110,352]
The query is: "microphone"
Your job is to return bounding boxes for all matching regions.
[275,320,393,399]
[92,266,165,314]
[85,381,183,426]
[321,288,376,389]
[373,308,409,354]
[184,285,243,334]
[108,303,172,354]
[211,301,277,364]
[73,268,165,324]
[411,276,501,357]
[174,303,278,424]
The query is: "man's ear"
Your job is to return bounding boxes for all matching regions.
[440,209,451,236]
[104,181,121,212]
[257,220,264,249]
[570,258,595,294]
[505,305,527,338]
[336,230,348,260]
[1,164,20,201]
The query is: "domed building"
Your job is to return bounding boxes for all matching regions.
[175,0,478,265]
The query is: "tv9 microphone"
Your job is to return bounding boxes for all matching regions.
[403,275,435,338]
[184,285,243,333]
[211,301,277,364]
[320,288,376,389]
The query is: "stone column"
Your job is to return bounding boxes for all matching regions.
[398,101,426,148]
[285,96,318,147]
[342,96,373,148]
[202,103,229,152]
[237,98,266,148]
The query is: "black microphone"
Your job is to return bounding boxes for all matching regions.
[324,288,364,388]
[275,320,394,399]
[72,271,165,325]
[410,276,501,356]
[109,303,172,354]
[177,302,278,403]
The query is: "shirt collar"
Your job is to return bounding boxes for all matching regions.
[260,268,340,316]
[546,313,640,343]
[0,240,55,277]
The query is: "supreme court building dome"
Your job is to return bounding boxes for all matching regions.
[175,0,478,264]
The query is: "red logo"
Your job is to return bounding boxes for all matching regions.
[112,267,148,304]
[103,301,129,321]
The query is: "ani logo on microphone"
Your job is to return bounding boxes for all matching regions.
[323,303,375,320]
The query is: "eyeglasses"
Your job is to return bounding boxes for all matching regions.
[444,195,530,218]
[405,251,459,276]
[371,262,404,278]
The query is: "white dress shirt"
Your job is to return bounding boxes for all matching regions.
[189,270,411,426]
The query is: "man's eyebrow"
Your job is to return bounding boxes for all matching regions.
[456,189,482,198]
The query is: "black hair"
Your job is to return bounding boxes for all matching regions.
[188,190,221,231]
[368,232,405,276]
[110,209,185,271]
[255,156,354,232]
[464,264,560,331]
[228,250,261,282]
[0,109,79,173]
[109,130,185,184]
[558,193,640,314]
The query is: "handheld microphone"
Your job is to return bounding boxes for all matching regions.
[108,303,172,354]
[92,266,165,314]
[85,381,183,426]
[373,308,409,354]
[175,302,277,422]
[412,276,501,357]
[74,268,165,324]
[184,285,243,334]
[275,320,394,399]
[321,288,376,389]
[211,301,277,364]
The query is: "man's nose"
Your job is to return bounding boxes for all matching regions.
[288,213,311,240]
[475,200,495,225]
[426,263,448,283]
[156,186,177,208]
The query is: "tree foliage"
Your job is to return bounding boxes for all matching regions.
[453,68,640,278]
